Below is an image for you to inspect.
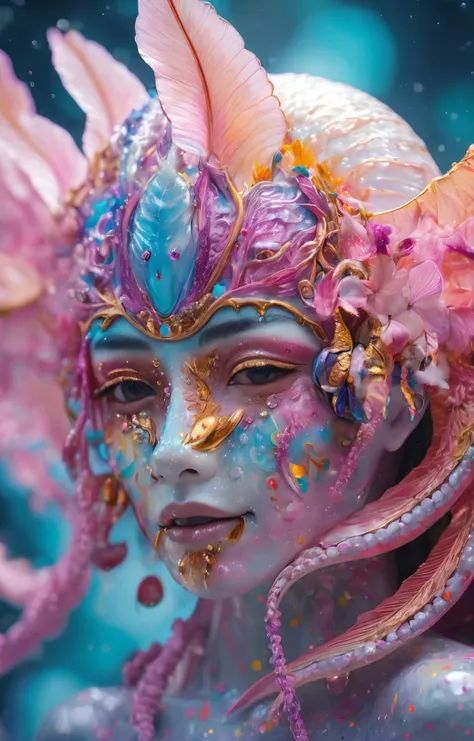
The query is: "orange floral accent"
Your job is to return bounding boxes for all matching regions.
[252,163,273,185]
[281,139,315,170]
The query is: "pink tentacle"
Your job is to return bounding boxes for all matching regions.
[0,482,95,674]
[123,643,163,687]
[132,600,211,741]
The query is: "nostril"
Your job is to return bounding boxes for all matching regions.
[179,468,199,478]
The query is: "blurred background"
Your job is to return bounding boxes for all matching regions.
[0,0,473,738]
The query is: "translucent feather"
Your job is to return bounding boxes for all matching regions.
[0,50,86,209]
[48,29,149,158]
[136,0,287,188]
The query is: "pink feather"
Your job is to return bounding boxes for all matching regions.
[136,0,288,188]
[48,29,149,159]
[0,51,86,209]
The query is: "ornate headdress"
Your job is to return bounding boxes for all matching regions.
[1,1,474,740]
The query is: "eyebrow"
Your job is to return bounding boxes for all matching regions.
[198,316,293,347]
[91,335,151,354]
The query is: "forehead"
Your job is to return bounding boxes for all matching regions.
[89,305,316,360]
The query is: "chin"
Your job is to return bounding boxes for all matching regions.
[162,534,295,599]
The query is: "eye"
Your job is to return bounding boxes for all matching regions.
[107,380,156,404]
[228,363,298,386]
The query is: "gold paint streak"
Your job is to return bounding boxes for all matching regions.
[93,372,150,398]
[226,517,246,542]
[226,358,301,385]
[178,543,222,589]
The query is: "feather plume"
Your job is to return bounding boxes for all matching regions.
[374,145,474,238]
[0,51,86,210]
[48,29,149,159]
[136,0,287,189]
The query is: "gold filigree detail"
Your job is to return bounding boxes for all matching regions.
[453,423,474,462]
[202,171,245,295]
[130,412,157,446]
[327,309,353,388]
[178,543,222,588]
[183,354,244,452]
[364,319,389,380]
[86,294,327,345]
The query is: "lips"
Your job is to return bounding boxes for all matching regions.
[158,504,251,546]
[159,502,240,528]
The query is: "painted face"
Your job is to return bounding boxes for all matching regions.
[88,305,397,598]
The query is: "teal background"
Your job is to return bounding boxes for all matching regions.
[0,0,473,738]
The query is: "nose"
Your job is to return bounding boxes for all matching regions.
[149,388,217,485]
[151,446,216,484]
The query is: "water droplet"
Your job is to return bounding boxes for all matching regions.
[164,386,171,396]
[229,467,243,480]
[239,433,249,445]
[152,358,160,368]
[413,82,424,93]
[266,395,279,409]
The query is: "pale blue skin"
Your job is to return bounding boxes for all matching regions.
[37,306,474,740]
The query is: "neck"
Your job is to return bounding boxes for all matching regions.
[184,552,398,698]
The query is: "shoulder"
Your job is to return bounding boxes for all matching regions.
[34,687,137,741]
[367,635,474,739]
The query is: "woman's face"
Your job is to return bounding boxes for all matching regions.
[88,305,403,598]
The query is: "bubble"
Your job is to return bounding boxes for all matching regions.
[56,18,70,31]
[438,144,446,152]
[461,2,467,7]
[413,82,424,93]
[239,433,249,445]
[229,466,243,480]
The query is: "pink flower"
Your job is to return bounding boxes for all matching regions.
[312,272,369,319]
[365,256,448,354]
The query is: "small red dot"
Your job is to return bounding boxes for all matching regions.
[137,576,164,607]
[267,477,278,490]
[443,591,452,601]
[408,705,415,713]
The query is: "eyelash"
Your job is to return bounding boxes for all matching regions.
[227,360,301,386]
[94,375,156,404]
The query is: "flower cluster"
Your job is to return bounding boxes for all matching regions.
[308,204,474,419]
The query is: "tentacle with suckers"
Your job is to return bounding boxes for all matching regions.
[229,490,474,716]
[228,368,474,717]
